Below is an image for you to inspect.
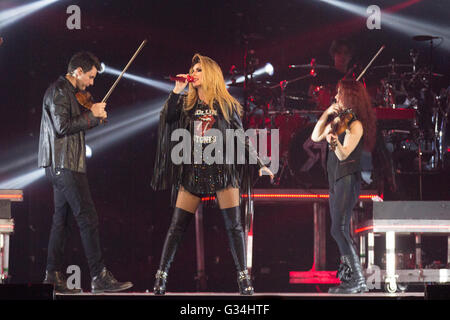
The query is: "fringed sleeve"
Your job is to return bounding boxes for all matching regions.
[230,110,266,199]
[231,110,266,169]
[150,92,185,191]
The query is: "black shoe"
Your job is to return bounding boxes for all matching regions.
[238,270,254,295]
[153,270,168,295]
[91,268,133,294]
[43,270,81,294]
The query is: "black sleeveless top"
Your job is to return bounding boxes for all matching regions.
[326,117,363,185]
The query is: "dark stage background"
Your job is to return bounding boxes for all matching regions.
[0,0,449,292]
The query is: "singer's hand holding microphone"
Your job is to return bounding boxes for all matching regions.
[172,74,194,94]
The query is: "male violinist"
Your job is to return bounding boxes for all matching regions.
[38,51,133,293]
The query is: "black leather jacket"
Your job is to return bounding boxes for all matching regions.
[38,76,100,173]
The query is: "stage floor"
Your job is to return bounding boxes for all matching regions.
[55,291,425,300]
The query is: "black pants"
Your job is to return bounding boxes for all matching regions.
[329,173,361,256]
[45,167,104,278]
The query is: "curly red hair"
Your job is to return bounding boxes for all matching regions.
[337,79,377,151]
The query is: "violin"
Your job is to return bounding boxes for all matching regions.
[75,90,94,109]
[74,39,148,125]
[75,90,106,124]
[329,108,356,151]
[326,45,385,151]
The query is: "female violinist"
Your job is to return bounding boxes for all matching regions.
[311,79,376,293]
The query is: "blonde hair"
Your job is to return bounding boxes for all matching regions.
[185,53,242,122]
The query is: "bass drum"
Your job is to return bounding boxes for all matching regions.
[287,125,329,188]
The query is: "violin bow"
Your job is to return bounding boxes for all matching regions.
[356,44,385,81]
[101,39,147,103]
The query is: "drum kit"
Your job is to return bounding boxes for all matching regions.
[231,35,449,191]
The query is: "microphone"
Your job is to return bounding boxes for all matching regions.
[166,75,195,82]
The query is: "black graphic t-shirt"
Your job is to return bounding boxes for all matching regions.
[192,103,218,145]
[181,101,230,196]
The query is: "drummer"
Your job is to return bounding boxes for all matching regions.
[309,39,355,110]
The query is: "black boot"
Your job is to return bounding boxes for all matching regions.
[221,206,254,295]
[43,270,81,294]
[238,270,254,295]
[329,254,368,294]
[91,268,133,293]
[348,244,369,292]
[154,270,168,295]
[154,207,194,295]
[328,256,352,293]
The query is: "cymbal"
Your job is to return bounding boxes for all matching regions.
[372,63,412,70]
[255,80,279,87]
[286,95,314,103]
[289,64,332,69]
[403,71,444,77]
[412,35,440,41]
[227,80,279,88]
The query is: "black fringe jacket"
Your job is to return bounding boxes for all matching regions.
[150,92,265,207]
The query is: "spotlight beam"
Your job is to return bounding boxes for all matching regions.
[0,153,37,175]
[88,108,161,152]
[103,66,173,92]
[0,98,166,189]
[0,168,45,189]
[0,0,60,30]
[87,98,165,141]
[319,0,450,50]
[87,102,163,150]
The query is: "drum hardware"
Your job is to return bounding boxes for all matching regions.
[289,58,332,70]
[268,73,317,111]
[288,64,332,69]
[236,36,448,191]
[409,48,419,73]
[372,60,413,72]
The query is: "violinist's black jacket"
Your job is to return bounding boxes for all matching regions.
[38,76,100,172]
[151,92,265,206]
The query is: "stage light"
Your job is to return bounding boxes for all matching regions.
[98,62,106,74]
[227,63,275,86]
[102,65,173,92]
[0,0,60,30]
[264,63,274,76]
[86,145,92,158]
